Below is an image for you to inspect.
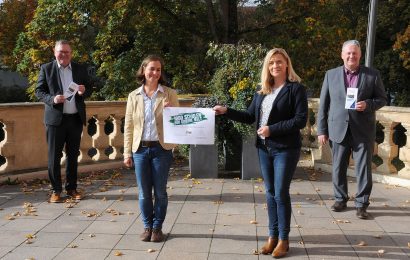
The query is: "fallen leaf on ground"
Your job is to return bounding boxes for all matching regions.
[357,241,367,246]
[147,249,156,253]
[250,220,258,224]
[114,251,123,256]
[25,234,36,239]
[373,234,381,239]
[377,249,385,256]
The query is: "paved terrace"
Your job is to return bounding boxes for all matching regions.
[0,162,409,260]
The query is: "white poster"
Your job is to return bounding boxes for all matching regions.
[345,87,358,109]
[163,107,215,145]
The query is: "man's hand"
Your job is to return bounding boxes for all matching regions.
[356,101,367,111]
[124,157,133,168]
[77,85,86,96]
[53,95,65,104]
[213,105,227,115]
[318,135,329,145]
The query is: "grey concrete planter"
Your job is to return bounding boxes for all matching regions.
[241,135,261,179]
[189,144,218,178]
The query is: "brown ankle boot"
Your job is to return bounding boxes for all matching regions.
[260,237,278,254]
[272,239,289,258]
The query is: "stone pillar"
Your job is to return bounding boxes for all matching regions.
[376,121,399,174]
[398,122,410,178]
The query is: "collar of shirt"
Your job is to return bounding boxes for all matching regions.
[57,62,72,70]
[137,84,164,96]
[344,66,359,75]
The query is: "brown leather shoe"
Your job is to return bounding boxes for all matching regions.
[260,237,278,254]
[49,193,63,203]
[151,228,165,242]
[272,239,289,258]
[66,190,83,200]
[140,228,152,242]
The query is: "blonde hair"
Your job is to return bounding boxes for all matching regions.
[259,48,301,95]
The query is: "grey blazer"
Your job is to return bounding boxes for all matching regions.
[317,65,387,143]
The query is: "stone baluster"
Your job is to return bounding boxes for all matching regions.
[79,123,94,163]
[398,122,410,178]
[376,121,399,174]
[109,115,124,160]
[0,120,14,171]
[94,115,110,161]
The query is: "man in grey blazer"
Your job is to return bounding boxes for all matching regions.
[317,40,387,219]
[36,40,90,203]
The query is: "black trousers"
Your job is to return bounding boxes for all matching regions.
[46,114,83,193]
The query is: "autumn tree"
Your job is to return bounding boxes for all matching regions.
[0,0,37,69]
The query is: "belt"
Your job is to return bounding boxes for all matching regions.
[140,140,160,147]
[63,113,79,117]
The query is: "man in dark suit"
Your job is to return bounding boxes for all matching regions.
[317,40,387,219]
[35,40,90,203]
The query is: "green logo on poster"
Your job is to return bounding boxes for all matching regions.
[170,112,207,125]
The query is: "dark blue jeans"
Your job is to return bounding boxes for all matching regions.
[133,145,173,230]
[258,146,300,240]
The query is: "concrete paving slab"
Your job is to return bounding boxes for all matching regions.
[106,249,159,259]
[70,233,122,249]
[114,234,164,251]
[41,218,92,233]
[0,163,409,259]
[0,218,52,232]
[0,247,13,258]
[157,250,207,260]
[53,248,110,260]
[21,231,78,248]
[0,230,30,247]
[1,246,61,260]
[82,219,134,234]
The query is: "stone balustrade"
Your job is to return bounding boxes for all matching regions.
[307,98,410,179]
[0,98,194,175]
[0,98,409,181]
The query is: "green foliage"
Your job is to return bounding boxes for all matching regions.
[206,43,267,137]
[2,0,409,106]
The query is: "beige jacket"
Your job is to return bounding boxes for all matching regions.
[123,85,179,158]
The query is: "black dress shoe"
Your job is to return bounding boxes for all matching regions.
[356,207,369,219]
[331,201,347,212]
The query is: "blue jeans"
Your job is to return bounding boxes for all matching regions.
[133,145,173,230]
[258,146,300,240]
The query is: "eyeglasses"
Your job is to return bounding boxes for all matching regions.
[56,50,71,54]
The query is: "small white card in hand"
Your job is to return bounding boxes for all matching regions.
[64,82,79,102]
[345,88,358,109]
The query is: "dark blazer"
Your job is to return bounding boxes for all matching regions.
[35,60,90,126]
[317,65,387,143]
[226,81,308,149]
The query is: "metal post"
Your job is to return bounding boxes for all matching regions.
[365,0,378,68]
